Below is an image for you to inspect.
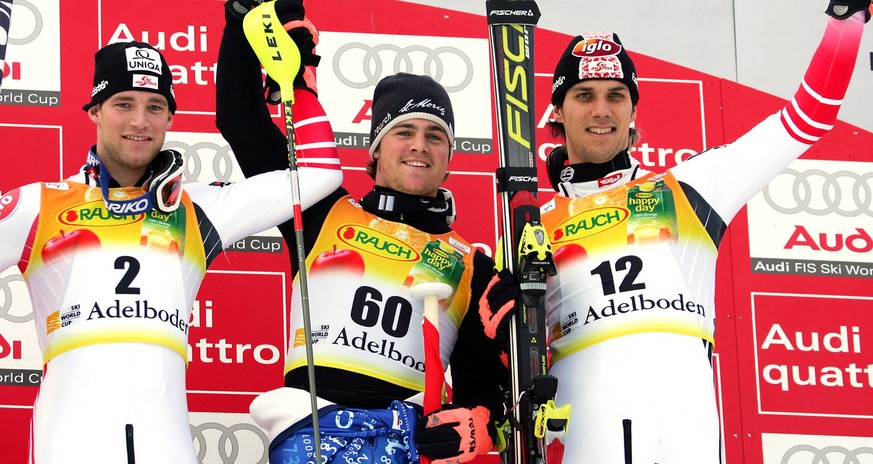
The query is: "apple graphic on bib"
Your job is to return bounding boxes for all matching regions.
[311,245,365,275]
[41,229,101,262]
[552,243,587,270]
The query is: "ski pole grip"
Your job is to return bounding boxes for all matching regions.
[410,282,453,415]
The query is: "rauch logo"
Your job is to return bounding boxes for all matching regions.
[336,225,420,262]
[58,201,145,227]
[553,206,628,242]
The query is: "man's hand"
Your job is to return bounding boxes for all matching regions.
[826,0,872,22]
[263,0,320,102]
[478,269,518,343]
[417,405,495,464]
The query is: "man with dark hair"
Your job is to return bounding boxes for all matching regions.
[535,2,870,462]
[0,40,340,463]
[216,1,510,463]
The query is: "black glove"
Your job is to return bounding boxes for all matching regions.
[478,269,518,345]
[263,0,321,103]
[416,404,495,464]
[225,0,263,19]
[826,0,872,22]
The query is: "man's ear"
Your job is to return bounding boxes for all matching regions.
[552,105,563,124]
[88,104,101,124]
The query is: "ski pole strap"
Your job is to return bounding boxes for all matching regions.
[496,166,539,194]
[485,0,541,25]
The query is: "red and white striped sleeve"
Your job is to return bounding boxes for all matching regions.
[780,12,865,144]
[672,9,867,223]
[292,88,341,172]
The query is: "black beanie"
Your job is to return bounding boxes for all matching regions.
[551,32,639,107]
[369,73,455,159]
[82,41,177,113]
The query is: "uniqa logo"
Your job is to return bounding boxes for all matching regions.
[553,206,628,242]
[336,224,420,262]
[58,201,145,227]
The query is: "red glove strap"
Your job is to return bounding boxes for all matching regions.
[478,274,515,339]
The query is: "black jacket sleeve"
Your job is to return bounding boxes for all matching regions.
[215,9,288,175]
[216,8,345,270]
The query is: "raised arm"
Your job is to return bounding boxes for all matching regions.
[216,3,287,174]
[674,1,869,222]
[209,0,342,245]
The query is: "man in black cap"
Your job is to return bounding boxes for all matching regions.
[530,1,871,462]
[0,39,341,463]
[216,1,511,463]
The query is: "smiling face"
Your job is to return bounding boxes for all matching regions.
[89,90,174,187]
[372,118,451,197]
[553,79,637,165]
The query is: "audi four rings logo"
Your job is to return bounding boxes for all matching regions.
[0,274,32,324]
[331,43,474,92]
[8,0,42,46]
[162,141,237,183]
[762,168,873,217]
[191,421,269,464]
[781,444,873,463]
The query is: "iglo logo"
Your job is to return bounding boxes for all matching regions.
[572,38,621,58]
[332,42,473,92]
